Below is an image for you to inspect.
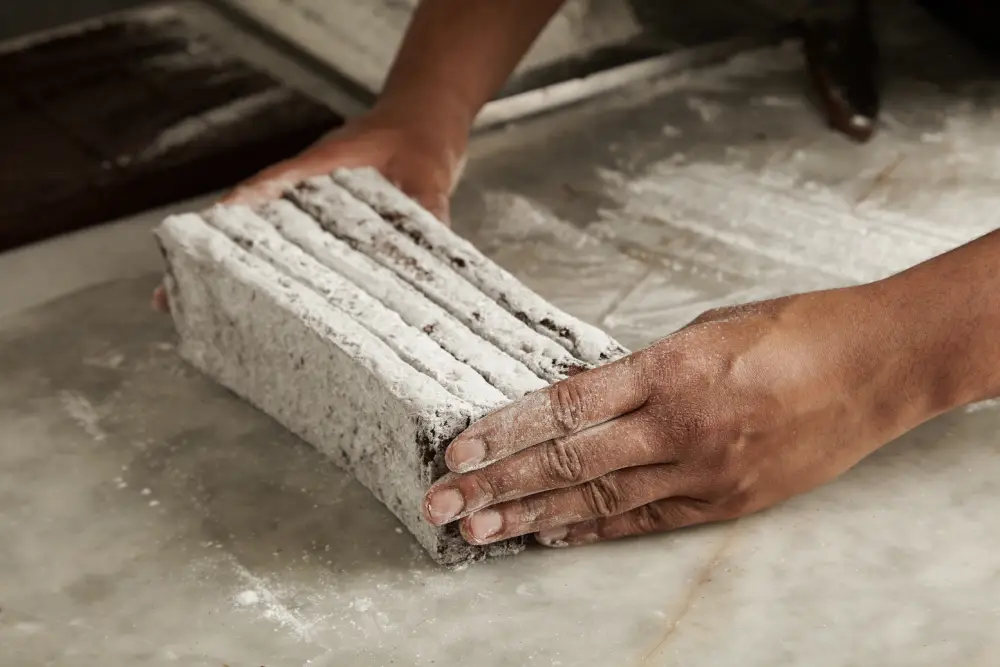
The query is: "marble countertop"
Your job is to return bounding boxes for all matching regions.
[4,8,1000,666]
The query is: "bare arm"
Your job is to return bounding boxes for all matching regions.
[376,0,568,131]
[873,227,1000,412]
[424,229,1000,547]
[213,0,567,222]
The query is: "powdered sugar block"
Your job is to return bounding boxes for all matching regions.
[332,167,629,364]
[286,177,585,382]
[154,170,629,566]
[201,205,507,413]
[260,200,545,400]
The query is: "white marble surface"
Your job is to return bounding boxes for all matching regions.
[4,8,1000,666]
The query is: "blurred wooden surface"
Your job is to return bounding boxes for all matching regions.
[0,5,339,252]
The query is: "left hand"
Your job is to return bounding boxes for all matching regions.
[422,284,944,548]
[152,99,469,313]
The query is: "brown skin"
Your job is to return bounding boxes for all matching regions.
[152,0,566,312]
[157,0,1000,547]
[222,0,566,219]
[425,235,1000,546]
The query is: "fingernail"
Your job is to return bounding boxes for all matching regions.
[535,527,569,548]
[447,438,485,471]
[468,510,503,542]
[426,488,464,524]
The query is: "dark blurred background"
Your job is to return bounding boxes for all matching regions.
[1,0,145,39]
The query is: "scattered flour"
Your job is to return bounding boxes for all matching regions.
[230,562,325,642]
[964,399,1000,414]
[235,590,261,606]
[685,96,723,123]
[350,597,373,613]
[82,352,125,369]
[660,124,682,138]
[594,158,987,286]
[755,94,800,108]
[138,87,295,161]
[58,391,106,442]
[0,5,180,55]
[11,622,45,635]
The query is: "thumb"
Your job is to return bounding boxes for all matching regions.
[412,191,452,226]
[223,159,321,206]
[392,167,454,226]
[222,139,380,205]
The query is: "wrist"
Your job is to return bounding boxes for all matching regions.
[866,269,996,418]
[373,83,476,148]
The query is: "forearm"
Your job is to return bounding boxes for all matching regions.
[376,0,566,129]
[875,229,1000,414]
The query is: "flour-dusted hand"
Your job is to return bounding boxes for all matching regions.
[151,103,470,313]
[224,104,467,222]
[422,282,970,548]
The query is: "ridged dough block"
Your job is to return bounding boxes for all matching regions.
[154,172,628,565]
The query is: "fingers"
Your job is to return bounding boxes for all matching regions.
[224,159,334,206]
[424,411,672,526]
[223,136,380,205]
[445,353,651,473]
[224,156,453,228]
[535,497,718,548]
[412,191,451,226]
[386,156,454,225]
[456,464,700,545]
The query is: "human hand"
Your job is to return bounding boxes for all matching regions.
[422,284,942,548]
[152,103,469,312]
[225,103,468,221]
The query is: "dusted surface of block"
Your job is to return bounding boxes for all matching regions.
[332,168,630,365]
[155,172,628,565]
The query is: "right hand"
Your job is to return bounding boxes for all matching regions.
[423,284,943,548]
[153,103,470,313]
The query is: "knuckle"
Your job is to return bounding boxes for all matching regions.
[708,471,758,516]
[701,437,757,498]
[581,477,625,518]
[704,436,746,472]
[717,491,754,518]
[631,503,667,534]
[540,437,586,485]
[631,501,701,533]
[468,470,502,505]
[673,409,717,448]
[549,381,585,434]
